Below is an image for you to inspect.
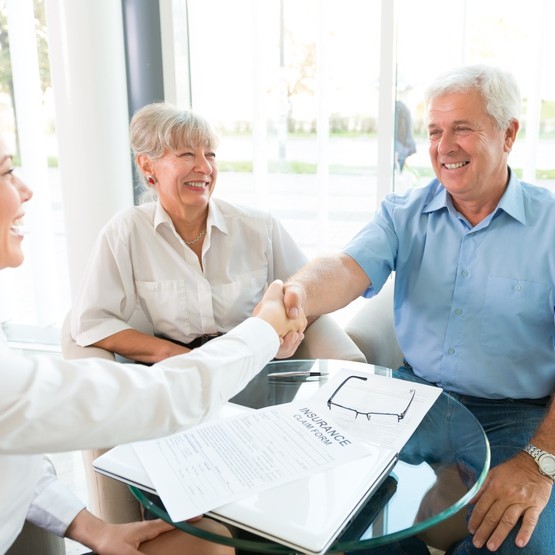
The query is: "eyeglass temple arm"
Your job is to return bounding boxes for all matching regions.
[397,389,416,421]
[326,375,368,408]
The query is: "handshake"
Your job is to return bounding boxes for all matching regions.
[253,280,308,358]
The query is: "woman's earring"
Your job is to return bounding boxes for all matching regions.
[147,175,156,185]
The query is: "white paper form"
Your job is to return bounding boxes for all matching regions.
[133,401,369,522]
[306,368,442,452]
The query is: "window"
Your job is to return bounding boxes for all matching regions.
[0,0,66,344]
[2,0,554,337]
[395,0,555,193]
[169,0,384,258]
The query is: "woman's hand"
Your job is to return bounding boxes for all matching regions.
[66,510,175,555]
[254,280,307,338]
[275,330,305,358]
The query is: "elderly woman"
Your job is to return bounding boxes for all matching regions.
[71,102,309,363]
[0,132,306,554]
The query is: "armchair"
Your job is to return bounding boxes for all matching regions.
[60,312,141,524]
[6,521,66,555]
[7,461,67,554]
[344,278,404,369]
[60,311,365,524]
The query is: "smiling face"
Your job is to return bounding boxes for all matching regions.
[138,143,217,221]
[427,90,518,210]
[0,137,33,269]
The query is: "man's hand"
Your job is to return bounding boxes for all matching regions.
[468,452,553,551]
[254,280,307,338]
[283,281,307,320]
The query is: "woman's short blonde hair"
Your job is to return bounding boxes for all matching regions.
[129,102,220,200]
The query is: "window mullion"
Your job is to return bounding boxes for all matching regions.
[377,0,397,201]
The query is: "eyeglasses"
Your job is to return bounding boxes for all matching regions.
[327,375,415,422]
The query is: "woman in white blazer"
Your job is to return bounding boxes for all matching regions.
[0,133,305,555]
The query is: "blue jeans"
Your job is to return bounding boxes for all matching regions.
[350,366,554,555]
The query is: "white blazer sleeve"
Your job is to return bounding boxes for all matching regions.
[26,457,85,537]
[0,317,279,454]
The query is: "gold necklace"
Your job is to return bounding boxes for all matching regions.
[184,229,206,245]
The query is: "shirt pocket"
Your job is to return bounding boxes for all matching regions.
[211,268,268,329]
[480,276,551,358]
[135,280,191,337]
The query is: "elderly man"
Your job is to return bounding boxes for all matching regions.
[284,64,555,554]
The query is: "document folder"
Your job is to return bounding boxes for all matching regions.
[94,441,397,555]
[94,365,442,555]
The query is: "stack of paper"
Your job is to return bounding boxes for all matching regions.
[94,367,441,555]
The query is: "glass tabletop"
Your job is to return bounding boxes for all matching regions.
[130,359,490,553]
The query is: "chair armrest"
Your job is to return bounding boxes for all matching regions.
[6,521,66,555]
[61,312,140,524]
[81,449,143,523]
[60,311,115,361]
[292,314,366,362]
[344,280,404,369]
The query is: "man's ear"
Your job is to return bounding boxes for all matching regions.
[504,119,520,152]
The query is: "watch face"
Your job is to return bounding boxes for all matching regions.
[539,454,555,476]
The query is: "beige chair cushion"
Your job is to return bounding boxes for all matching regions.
[344,278,404,369]
[61,312,140,524]
[292,314,366,362]
[6,520,66,555]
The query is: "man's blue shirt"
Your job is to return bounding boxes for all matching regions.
[344,170,555,399]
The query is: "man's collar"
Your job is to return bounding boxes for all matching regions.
[423,181,449,214]
[422,169,526,225]
[495,169,526,225]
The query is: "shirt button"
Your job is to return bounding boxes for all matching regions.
[461,270,469,278]
[448,348,455,355]
[514,284,522,291]
[455,308,462,315]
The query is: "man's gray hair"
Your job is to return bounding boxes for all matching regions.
[425,64,521,130]
[129,102,220,202]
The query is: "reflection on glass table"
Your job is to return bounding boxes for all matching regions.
[130,359,490,554]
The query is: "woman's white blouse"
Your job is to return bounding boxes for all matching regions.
[0,318,278,553]
[71,197,307,346]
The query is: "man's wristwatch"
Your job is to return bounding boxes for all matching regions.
[523,443,555,481]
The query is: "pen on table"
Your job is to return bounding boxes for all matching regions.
[267,371,324,378]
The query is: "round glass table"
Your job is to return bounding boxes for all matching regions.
[131,359,490,553]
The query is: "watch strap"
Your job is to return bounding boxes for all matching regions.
[523,443,555,481]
